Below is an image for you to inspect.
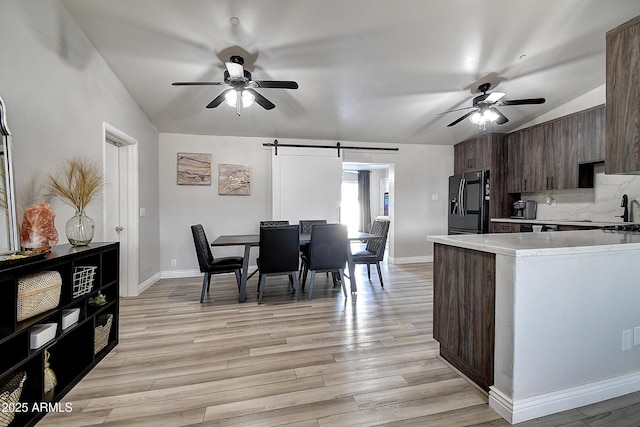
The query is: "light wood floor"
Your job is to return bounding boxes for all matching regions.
[40,262,640,426]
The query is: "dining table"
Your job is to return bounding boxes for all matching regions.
[211,231,381,302]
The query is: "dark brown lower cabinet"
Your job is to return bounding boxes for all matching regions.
[433,243,495,392]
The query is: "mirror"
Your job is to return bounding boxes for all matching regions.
[0,95,19,253]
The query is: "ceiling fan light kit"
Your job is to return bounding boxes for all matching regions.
[469,108,500,130]
[172,55,298,116]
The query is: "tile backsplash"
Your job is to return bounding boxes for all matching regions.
[523,163,640,223]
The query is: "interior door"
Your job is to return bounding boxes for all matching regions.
[104,140,128,294]
[272,147,341,224]
[103,124,139,297]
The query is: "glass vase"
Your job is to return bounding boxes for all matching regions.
[65,211,95,246]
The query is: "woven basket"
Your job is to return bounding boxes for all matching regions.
[0,371,27,427]
[94,314,113,354]
[17,271,62,322]
[72,266,97,298]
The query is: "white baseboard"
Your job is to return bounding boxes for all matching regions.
[137,272,161,294]
[388,255,432,264]
[160,269,200,279]
[160,264,259,280]
[489,371,640,424]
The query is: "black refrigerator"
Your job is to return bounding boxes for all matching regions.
[448,170,490,234]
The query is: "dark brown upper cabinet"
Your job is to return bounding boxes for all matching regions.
[505,105,604,193]
[605,15,640,174]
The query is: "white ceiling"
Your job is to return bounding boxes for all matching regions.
[61,0,640,146]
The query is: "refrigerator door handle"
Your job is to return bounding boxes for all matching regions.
[457,178,463,217]
[459,178,466,217]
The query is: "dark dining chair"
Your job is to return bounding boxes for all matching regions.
[351,219,390,287]
[191,224,244,303]
[297,219,327,278]
[300,223,348,300]
[257,225,301,304]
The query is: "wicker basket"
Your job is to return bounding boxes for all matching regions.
[0,371,27,427]
[94,314,113,354]
[17,271,62,322]
[72,266,97,298]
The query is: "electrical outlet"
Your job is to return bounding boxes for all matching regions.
[171,259,176,267]
[634,326,640,346]
[622,329,633,351]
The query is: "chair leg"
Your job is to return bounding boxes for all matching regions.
[234,270,241,291]
[291,273,301,301]
[308,271,317,300]
[258,275,267,304]
[200,272,211,303]
[331,272,338,287]
[338,268,347,297]
[376,262,384,287]
[301,263,309,292]
[366,264,371,279]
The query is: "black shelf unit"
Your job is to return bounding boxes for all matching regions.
[0,242,119,426]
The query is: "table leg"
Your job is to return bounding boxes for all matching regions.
[239,244,251,302]
[347,244,357,293]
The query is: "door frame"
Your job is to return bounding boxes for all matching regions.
[102,122,139,297]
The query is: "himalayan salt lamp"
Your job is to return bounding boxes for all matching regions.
[20,203,59,250]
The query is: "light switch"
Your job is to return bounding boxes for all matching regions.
[431,194,438,201]
[140,208,146,217]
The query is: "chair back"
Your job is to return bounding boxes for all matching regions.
[298,219,327,234]
[309,223,348,270]
[259,225,300,274]
[191,224,213,272]
[260,220,290,227]
[365,219,390,261]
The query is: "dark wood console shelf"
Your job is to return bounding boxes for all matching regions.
[0,242,119,427]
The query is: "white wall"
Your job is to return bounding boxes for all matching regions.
[0,1,160,285]
[159,134,453,276]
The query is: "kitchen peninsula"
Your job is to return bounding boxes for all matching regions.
[427,230,640,424]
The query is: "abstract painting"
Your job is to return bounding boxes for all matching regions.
[218,164,251,195]
[177,152,211,185]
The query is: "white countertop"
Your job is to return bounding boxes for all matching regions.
[427,229,640,256]
[490,218,636,227]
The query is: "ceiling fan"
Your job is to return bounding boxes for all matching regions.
[440,83,545,128]
[172,55,299,115]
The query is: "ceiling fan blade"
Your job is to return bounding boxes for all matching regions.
[253,80,299,89]
[246,89,275,110]
[172,81,225,86]
[437,106,476,116]
[485,92,505,103]
[501,98,546,106]
[489,107,509,125]
[206,89,231,108]
[225,61,244,79]
[447,110,477,127]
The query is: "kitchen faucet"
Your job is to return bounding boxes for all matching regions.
[616,194,629,222]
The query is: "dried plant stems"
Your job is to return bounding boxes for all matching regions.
[46,157,103,212]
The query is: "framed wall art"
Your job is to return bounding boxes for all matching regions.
[177,152,211,185]
[218,164,251,195]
